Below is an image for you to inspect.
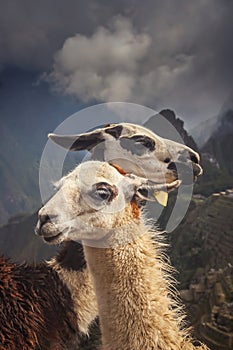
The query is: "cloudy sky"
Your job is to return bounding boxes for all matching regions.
[1,0,233,129]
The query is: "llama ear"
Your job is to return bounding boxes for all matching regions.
[48,131,105,151]
[48,124,123,151]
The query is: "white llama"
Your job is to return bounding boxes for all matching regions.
[37,160,209,350]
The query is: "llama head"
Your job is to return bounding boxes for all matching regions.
[49,123,202,186]
[36,161,181,246]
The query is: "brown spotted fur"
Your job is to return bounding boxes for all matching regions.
[0,241,97,350]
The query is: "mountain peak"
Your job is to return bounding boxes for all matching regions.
[159,109,184,129]
[144,109,198,151]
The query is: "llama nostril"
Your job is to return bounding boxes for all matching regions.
[39,214,50,225]
[189,153,199,164]
[167,162,177,171]
[35,214,51,236]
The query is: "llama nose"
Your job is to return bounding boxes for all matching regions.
[174,148,203,179]
[40,213,50,225]
[188,152,203,177]
[35,212,50,236]
[188,151,202,177]
[167,160,202,184]
[192,162,203,177]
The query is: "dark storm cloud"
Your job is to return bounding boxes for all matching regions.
[1,0,233,126]
[0,0,130,70]
[131,0,233,125]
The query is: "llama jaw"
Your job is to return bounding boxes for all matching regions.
[42,230,64,244]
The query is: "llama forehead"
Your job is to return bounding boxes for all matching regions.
[76,161,123,189]
[107,123,164,147]
[106,123,198,158]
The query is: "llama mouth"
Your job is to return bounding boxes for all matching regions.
[37,221,64,244]
[135,179,181,203]
[43,231,63,244]
[167,162,203,185]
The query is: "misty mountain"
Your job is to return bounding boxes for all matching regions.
[0,68,81,224]
[190,114,220,147]
[191,109,233,196]
[0,122,40,224]
[191,94,233,148]
[202,109,233,176]
[190,104,233,178]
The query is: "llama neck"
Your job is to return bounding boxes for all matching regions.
[48,241,97,334]
[84,222,194,350]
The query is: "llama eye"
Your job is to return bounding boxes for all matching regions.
[96,188,112,200]
[91,182,115,202]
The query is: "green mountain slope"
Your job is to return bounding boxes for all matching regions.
[170,193,233,349]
